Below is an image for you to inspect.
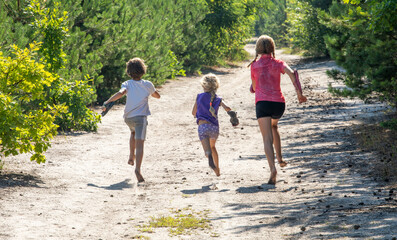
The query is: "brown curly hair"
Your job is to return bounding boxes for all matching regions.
[126,58,147,79]
[248,35,276,67]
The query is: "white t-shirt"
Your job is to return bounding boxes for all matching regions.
[120,79,155,118]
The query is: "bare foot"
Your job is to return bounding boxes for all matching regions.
[128,156,135,166]
[213,167,220,177]
[279,160,287,167]
[268,170,277,185]
[135,169,145,183]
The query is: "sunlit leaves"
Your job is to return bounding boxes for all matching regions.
[0,43,63,163]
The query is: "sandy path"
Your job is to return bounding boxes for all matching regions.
[1,43,396,240]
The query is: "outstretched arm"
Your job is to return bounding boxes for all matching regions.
[284,66,307,103]
[104,89,126,105]
[220,100,232,112]
[151,90,161,99]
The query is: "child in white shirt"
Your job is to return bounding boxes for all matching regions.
[103,58,160,182]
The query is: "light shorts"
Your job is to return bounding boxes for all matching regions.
[124,116,148,140]
[198,123,219,141]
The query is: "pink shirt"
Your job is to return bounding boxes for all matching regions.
[251,54,287,103]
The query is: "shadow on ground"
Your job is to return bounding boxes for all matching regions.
[0,173,43,188]
[87,179,133,190]
[181,184,230,194]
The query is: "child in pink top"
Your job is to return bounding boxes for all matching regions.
[249,35,307,185]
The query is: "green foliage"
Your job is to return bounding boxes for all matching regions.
[324,0,397,109]
[285,0,329,56]
[0,1,33,50]
[54,76,101,131]
[0,1,101,164]
[27,0,69,73]
[3,1,258,104]
[27,0,101,131]
[52,0,210,102]
[0,43,64,163]
[254,0,287,45]
[203,0,257,62]
[380,119,397,131]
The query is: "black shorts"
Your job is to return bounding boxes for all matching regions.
[256,101,285,119]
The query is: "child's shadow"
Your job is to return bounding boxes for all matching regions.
[87,179,133,190]
[236,184,275,193]
[236,155,266,161]
[181,184,230,195]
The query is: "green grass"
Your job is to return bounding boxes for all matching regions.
[280,47,306,56]
[131,235,150,240]
[138,226,154,233]
[137,207,214,237]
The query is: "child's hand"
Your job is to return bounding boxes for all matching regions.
[250,85,255,93]
[298,95,307,103]
[227,111,239,127]
[101,101,115,116]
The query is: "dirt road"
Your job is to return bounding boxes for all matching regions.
[1,42,396,240]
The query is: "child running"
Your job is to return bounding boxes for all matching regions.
[102,58,160,182]
[192,73,238,176]
[249,35,307,185]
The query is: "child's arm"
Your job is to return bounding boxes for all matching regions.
[192,102,197,116]
[151,90,161,99]
[250,69,256,93]
[284,66,307,103]
[220,100,231,112]
[251,78,256,93]
[104,89,126,106]
[222,100,239,126]
[192,95,198,116]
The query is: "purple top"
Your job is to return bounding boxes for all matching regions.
[196,92,222,126]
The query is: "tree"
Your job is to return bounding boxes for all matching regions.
[323,0,397,111]
[27,0,101,131]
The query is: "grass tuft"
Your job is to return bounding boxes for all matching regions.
[132,235,150,240]
[138,207,214,237]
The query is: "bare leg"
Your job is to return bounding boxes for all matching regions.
[134,139,145,182]
[210,139,220,176]
[258,117,277,184]
[128,132,135,166]
[200,138,216,171]
[271,119,287,167]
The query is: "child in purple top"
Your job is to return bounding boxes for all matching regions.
[192,73,236,176]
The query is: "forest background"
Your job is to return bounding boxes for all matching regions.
[0,0,396,164]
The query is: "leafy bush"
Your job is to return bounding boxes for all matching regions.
[0,43,64,163]
[203,0,256,62]
[285,0,329,56]
[254,0,287,45]
[27,0,101,131]
[380,119,397,131]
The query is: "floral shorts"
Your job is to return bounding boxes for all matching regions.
[198,124,219,141]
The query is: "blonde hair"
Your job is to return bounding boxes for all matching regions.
[126,58,147,79]
[200,73,220,118]
[247,35,276,67]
